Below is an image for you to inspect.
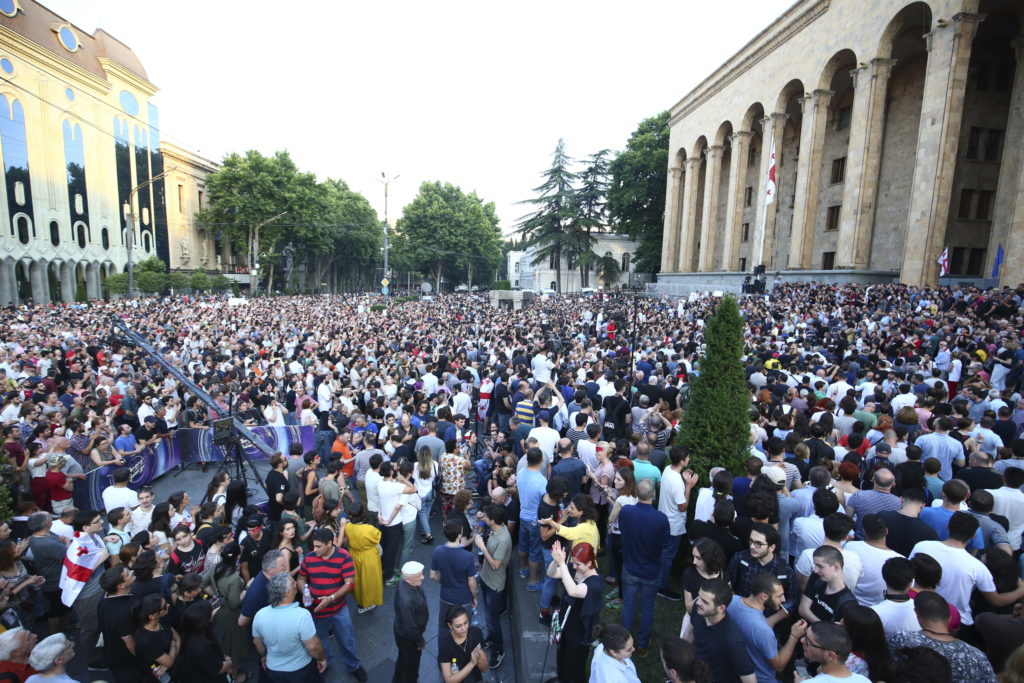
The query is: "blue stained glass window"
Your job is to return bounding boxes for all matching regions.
[65,88,74,101]
[58,26,78,52]
[0,0,16,17]
[0,59,12,75]
[119,90,139,117]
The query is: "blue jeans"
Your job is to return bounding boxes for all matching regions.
[315,430,334,461]
[540,546,558,609]
[496,413,510,434]
[621,568,658,649]
[312,604,361,672]
[417,491,434,537]
[266,660,320,683]
[519,521,542,563]
[481,583,505,655]
[658,534,683,590]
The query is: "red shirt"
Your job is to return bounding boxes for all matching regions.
[299,547,355,616]
[45,470,71,502]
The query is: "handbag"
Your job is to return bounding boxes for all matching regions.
[550,604,571,645]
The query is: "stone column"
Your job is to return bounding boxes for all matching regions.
[660,165,684,272]
[59,261,75,303]
[753,114,788,268]
[901,13,984,286]
[989,37,1024,286]
[86,262,102,300]
[721,131,752,272]
[837,59,897,269]
[28,260,48,303]
[788,90,832,269]
[679,158,703,272]
[697,145,724,272]
[0,261,12,307]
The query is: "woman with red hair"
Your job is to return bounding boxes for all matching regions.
[549,541,603,683]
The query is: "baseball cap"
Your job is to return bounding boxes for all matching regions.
[875,442,892,454]
[764,466,787,486]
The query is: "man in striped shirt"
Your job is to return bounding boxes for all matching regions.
[298,528,367,682]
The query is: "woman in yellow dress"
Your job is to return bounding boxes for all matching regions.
[338,502,383,614]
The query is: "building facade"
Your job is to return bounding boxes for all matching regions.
[659,0,1023,290]
[509,233,648,292]
[0,0,214,305]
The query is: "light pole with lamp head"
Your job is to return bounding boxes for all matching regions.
[378,172,399,294]
[125,166,179,298]
[250,210,288,297]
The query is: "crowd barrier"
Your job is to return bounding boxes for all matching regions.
[77,426,316,511]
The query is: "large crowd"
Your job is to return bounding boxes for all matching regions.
[0,281,1020,683]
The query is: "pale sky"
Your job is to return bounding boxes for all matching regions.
[43,0,793,236]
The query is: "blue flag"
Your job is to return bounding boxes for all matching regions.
[992,243,1005,279]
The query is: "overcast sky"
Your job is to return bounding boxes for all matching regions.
[43,0,793,235]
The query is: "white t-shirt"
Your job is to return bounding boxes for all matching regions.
[658,467,688,536]
[808,673,870,683]
[101,485,139,514]
[795,547,863,591]
[378,479,406,527]
[414,462,437,498]
[51,519,74,542]
[128,506,154,537]
[988,487,1024,551]
[871,598,920,636]
[528,426,560,460]
[909,540,995,625]
[365,470,382,513]
[576,440,598,470]
[843,541,902,606]
[398,493,418,525]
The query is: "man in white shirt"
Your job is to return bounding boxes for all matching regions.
[871,557,920,636]
[656,447,698,601]
[575,424,600,470]
[890,384,918,414]
[50,507,76,542]
[530,348,554,386]
[527,411,559,462]
[790,489,839,562]
[101,468,139,514]
[988,467,1024,551]
[844,514,902,606]
[909,512,1024,626]
[128,487,155,536]
[377,462,416,587]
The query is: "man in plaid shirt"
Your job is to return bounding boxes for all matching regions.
[725,522,796,628]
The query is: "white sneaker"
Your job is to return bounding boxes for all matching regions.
[357,604,377,614]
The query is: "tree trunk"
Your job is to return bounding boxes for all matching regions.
[467,260,474,290]
[434,263,443,293]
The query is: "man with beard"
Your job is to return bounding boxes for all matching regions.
[728,573,807,682]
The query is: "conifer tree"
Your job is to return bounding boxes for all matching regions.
[678,295,750,481]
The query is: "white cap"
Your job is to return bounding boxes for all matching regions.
[401,561,424,576]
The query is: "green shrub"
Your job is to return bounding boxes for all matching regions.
[369,304,386,312]
[492,279,511,290]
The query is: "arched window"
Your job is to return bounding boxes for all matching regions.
[16,215,29,244]
[49,221,59,246]
[621,252,630,272]
[101,227,109,250]
[76,223,86,248]
[143,232,151,253]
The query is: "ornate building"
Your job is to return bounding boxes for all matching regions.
[508,233,648,292]
[658,0,1022,292]
[0,0,216,305]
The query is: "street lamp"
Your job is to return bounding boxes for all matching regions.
[378,172,399,294]
[250,210,288,297]
[125,166,179,297]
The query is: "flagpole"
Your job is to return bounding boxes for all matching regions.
[754,128,776,269]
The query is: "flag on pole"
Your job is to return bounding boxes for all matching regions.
[992,243,1005,279]
[937,246,950,278]
[765,138,777,205]
[59,531,107,606]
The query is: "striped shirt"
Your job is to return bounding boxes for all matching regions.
[514,399,536,428]
[299,547,355,617]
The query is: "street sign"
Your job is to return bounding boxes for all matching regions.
[381,278,390,286]
[381,286,389,295]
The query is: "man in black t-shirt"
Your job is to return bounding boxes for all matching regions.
[877,488,938,556]
[97,565,144,678]
[265,453,289,521]
[537,477,568,624]
[240,516,270,583]
[682,578,756,682]
[799,546,856,623]
[600,380,630,440]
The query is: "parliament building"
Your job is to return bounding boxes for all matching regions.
[656,0,1023,293]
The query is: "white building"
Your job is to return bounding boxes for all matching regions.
[508,233,648,292]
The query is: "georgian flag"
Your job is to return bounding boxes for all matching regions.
[937,246,950,277]
[477,377,493,421]
[60,531,107,606]
[765,138,777,205]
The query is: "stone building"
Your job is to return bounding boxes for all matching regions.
[658,0,1022,293]
[0,0,215,304]
[509,233,648,292]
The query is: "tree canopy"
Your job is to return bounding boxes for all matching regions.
[394,181,502,291]
[608,111,670,274]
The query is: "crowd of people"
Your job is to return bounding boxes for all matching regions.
[0,281,1019,682]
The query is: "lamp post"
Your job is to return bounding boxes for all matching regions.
[125,166,179,298]
[378,172,399,294]
[250,210,288,297]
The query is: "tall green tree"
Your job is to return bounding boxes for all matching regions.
[608,111,669,274]
[516,139,578,292]
[396,182,501,292]
[573,150,610,287]
[677,295,750,482]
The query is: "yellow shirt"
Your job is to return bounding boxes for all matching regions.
[557,519,600,552]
